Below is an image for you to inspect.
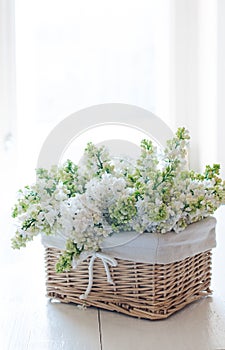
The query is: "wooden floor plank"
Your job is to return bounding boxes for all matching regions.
[99,295,225,350]
[0,240,101,350]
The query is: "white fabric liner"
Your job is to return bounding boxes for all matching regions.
[101,216,216,264]
[42,216,216,265]
[42,216,216,299]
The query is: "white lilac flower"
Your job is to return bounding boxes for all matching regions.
[11,127,225,272]
[84,173,129,209]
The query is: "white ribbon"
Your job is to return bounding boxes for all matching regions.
[78,252,118,300]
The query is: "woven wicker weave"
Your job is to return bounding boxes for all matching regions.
[45,247,212,320]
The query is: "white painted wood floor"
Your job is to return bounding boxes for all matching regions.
[0,187,225,349]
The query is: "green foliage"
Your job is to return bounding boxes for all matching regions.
[176,127,190,140]
[109,196,137,230]
[84,142,114,177]
[11,230,35,249]
[59,160,79,196]
[55,240,83,273]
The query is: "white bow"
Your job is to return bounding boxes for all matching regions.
[74,252,117,300]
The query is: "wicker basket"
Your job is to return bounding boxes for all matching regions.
[45,247,212,320]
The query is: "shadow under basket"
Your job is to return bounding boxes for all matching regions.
[45,247,212,320]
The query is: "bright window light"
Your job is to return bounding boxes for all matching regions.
[15,0,171,184]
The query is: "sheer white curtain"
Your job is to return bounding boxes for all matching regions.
[0,0,18,241]
[0,0,17,207]
[0,0,16,157]
[171,0,218,172]
[217,0,225,178]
